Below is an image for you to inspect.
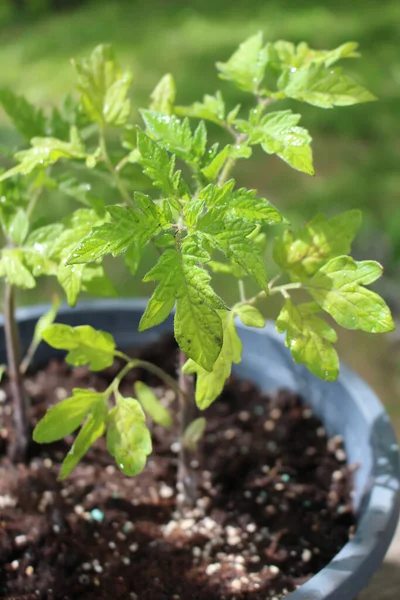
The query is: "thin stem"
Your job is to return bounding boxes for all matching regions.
[4,283,29,461]
[245,282,302,306]
[177,349,197,508]
[238,279,246,303]
[99,126,133,206]
[26,186,43,220]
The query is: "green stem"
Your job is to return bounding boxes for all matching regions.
[246,282,302,306]
[177,349,197,508]
[99,126,133,206]
[4,283,29,461]
[238,279,246,303]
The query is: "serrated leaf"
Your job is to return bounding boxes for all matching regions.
[149,74,176,114]
[216,32,269,93]
[304,256,395,333]
[69,197,163,264]
[73,44,132,126]
[274,210,362,280]
[136,129,182,197]
[107,394,152,476]
[140,242,225,370]
[208,186,283,224]
[58,262,85,306]
[183,312,242,409]
[201,145,230,181]
[270,41,359,72]
[192,121,207,159]
[33,388,106,443]
[0,249,35,289]
[60,402,106,480]
[236,110,314,175]
[140,110,195,162]
[42,324,116,370]
[183,417,207,451]
[199,219,268,292]
[176,91,225,125]
[134,381,172,428]
[233,303,265,328]
[0,129,86,182]
[276,299,339,381]
[279,63,376,108]
[0,88,46,140]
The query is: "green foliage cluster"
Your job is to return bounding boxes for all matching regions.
[0,35,394,478]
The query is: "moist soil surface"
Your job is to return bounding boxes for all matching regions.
[0,335,355,600]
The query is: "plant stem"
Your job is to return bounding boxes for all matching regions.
[238,279,246,302]
[245,282,302,305]
[177,349,197,508]
[4,283,29,461]
[99,126,133,206]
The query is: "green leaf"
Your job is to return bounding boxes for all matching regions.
[149,74,176,114]
[183,312,242,409]
[69,197,163,264]
[60,402,106,480]
[0,249,35,289]
[233,303,265,328]
[42,324,116,370]
[0,128,86,183]
[58,262,85,307]
[136,129,182,197]
[201,145,230,181]
[0,88,46,140]
[140,110,196,162]
[134,381,172,428]
[7,209,29,246]
[81,265,117,298]
[124,243,142,276]
[304,256,395,333]
[183,417,207,451]
[176,91,225,125]
[107,394,152,476]
[73,44,132,126]
[192,121,207,159]
[270,41,359,72]
[236,110,314,175]
[216,32,269,93]
[140,242,226,370]
[274,211,362,280]
[33,388,106,443]
[276,300,339,381]
[32,295,60,346]
[202,185,283,224]
[279,63,376,108]
[199,219,268,292]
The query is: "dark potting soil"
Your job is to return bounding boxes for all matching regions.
[0,335,356,600]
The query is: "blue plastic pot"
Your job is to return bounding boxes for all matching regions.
[1,299,399,600]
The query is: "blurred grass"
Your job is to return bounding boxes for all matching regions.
[0,0,400,420]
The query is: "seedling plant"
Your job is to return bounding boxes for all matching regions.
[0,35,394,507]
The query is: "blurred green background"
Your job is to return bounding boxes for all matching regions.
[0,0,400,428]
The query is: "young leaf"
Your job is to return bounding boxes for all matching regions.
[270,41,359,72]
[107,394,152,476]
[216,32,269,93]
[140,110,195,162]
[42,324,116,370]
[0,88,46,141]
[60,402,107,480]
[33,388,106,443]
[136,130,182,197]
[235,110,314,175]
[183,417,207,451]
[176,91,225,125]
[0,129,86,182]
[134,381,172,428]
[304,256,395,333]
[69,197,164,264]
[183,312,242,409]
[274,210,362,280]
[276,300,339,381]
[233,303,265,328]
[199,219,269,292]
[202,185,282,224]
[201,145,231,181]
[149,74,176,114]
[0,249,35,289]
[7,209,29,246]
[73,44,132,126]
[279,63,376,108]
[139,242,226,371]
